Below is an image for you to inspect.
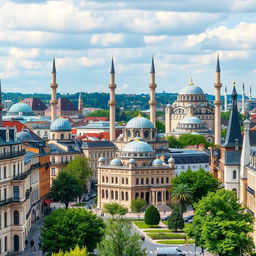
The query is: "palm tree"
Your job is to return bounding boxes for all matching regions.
[171,183,193,213]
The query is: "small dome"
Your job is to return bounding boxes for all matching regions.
[180,116,203,125]
[126,116,154,129]
[50,117,72,131]
[122,140,153,153]
[179,83,204,95]
[152,159,163,166]
[9,103,33,113]
[110,158,122,166]
[98,157,105,162]
[166,104,171,107]
[168,157,175,163]
[17,130,33,141]
[128,158,136,164]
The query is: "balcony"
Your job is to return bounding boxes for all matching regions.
[0,197,21,206]
[0,149,25,160]
[247,186,255,195]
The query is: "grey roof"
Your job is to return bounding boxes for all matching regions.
[52,57,56,73]
[223,151,241,165]
[110,57,115,74]
[223,86,242,147]
[151,56,155,73]
[77,121,123,129]
[82,141,115,148]
[216,54,220,72]
[24,151,37,164]
[49,142,81,154]
[0,127,21,146]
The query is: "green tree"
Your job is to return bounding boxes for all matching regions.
[131,198,147,218]
[156,120,165,133]
[64,156,92,190]
[171,183,193,213]
[167,206,184,232]
[186,189,254,256]
[52,245,88,256]
[51,172,83,209]
[178,134,213,148]
[97,219,147,256]
[166,136,181,148]
[86,109,109,117]
[221,128,227,138]
[41,208,105,255]
[103,202,128,218]
[144,205,160,227]
[171,169,220,203]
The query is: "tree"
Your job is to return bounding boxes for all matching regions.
[167,206,184,232]
[178,134,213,148]
[86,109,109,117]
[51,172,83,209]
[97,219,147,256]
[186,189,254,256]
[64,156,92,190]
[171,183,193,213]
[144,205,160,227]
[171,169,220,203]
[131,198,147,218]
[103,203,128,218]
[156,120,165,133]
[41,208,105,255]
[52,245,88,256]
[167,136,181,148]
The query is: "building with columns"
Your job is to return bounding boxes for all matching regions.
[97,138,175,209]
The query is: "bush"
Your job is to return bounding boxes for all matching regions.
[167,207,184,231]
[147,233,185,240]
[144,205,160,227]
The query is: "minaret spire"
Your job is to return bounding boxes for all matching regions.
[249,86,252,100]
[214,53,222,145]
[50,57,58,122]
[78,92,83,116]
[241,83,245,115]
[224,85,227,112]
[109,57,116,141]
[149,56,157,127]
[0,79,4,127]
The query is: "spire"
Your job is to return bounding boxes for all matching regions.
[225,85,227,93]
[189,78,194,86]
[223,82,242,147]
[250,86,252,100]
[52,57,56,73]
[151,56,155,73]
[242,83,245,90]
[216,53,221,72]
[110,57,115,74]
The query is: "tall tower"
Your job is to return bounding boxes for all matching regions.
[249,86,252,100]
[78,92,83,116]
[149,57,157,127]
[50,57,58,122]
[214,54,222,145]
[0,79,4,127]
[240,119,251,204]
[241,83,245,115]
[224,85,227,112]
[109,58,116,141]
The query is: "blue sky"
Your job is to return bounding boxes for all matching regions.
[1,0,256,96]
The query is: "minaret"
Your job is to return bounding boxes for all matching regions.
[249,86,252,100]
[78,92,83,116]
[109,58,116,141]
[50,57,58,122]
[240,118,251,204]
[0,79,4,127]
[224,85,227,112]
[241,83,245,115]
[149,56,157,127]
[214,53,222,145]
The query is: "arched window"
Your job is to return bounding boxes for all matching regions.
[156,178,159,184]
[146,178,149,184]
[157,191,162,202]
[233,170,237,179]
[106,177,109,183]
[115,191,118,200]
[141,178,144,185]
[135,131,140,137]
[144,130,149,138]
[52,133,55,140]
[136,178,139,185]
[135,192,139,199]
[102,190,105,199]
[121,192,124,200]
[166,177,169,184]
[14,235,19,252]
[13,210,19,225]
[126,192,129,201]
[106,190,109,199]
[151,178,154,184]
[161,177,164,184]
[4,212,7,227]
[166,191,170,200]
[141,192,144,199]
[102,176,105,183]
[111,191,114,200]
[60,134,64,140]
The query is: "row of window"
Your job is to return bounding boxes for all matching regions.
[0,210,19,228]
[127,130,155,139]
[0,236,8,253]
[0,162,23,180]
[102,190,129,201]
[90,151,114,159]
[172,115,212,120]
[0,186,20,202]
[135,191,170,201]
[51,155,73,164]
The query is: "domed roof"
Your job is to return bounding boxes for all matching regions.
[128,158,136,164]
[17,130,33,141]
[98,157,105,162]
[126,116,154,129]
[9,103,33,113]
[168,156,175,163]
[122,140,153,153]
[50,117,72,131]
[110,158,122,166]
[152,159,163,166]
[179,80,204,95]
[180,116,203,124]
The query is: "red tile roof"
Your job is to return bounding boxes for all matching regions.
[3,120,26,132]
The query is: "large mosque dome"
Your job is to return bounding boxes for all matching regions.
[126,116,154,129]
[7,103,34,116]
[50,117,72,131]
[179,82,204,95]
[122,139,153,153]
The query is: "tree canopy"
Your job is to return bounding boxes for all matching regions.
[186,189,254,256]
[41,208,105,254]
[156,120,165,133]
[103,202,128,218]
[97,219,147,256]
[168,206,184,231]
[171,169,220,203]
[52,246,88,256]
[51,171,83,208]
[144,205,160,226]
[131,198,147,217]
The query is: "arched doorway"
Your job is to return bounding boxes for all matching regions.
[14,235,19,251]
[157,191,162,202]
[145,192,149,204]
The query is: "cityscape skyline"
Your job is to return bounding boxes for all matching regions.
[0,0,255,95]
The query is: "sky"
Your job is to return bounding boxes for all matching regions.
[0,0,256,96]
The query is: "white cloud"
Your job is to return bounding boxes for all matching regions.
[90,33,124,46]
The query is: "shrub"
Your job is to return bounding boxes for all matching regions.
[144,205,160,227]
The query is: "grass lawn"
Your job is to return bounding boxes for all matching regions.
[157,240,194,244]
[147,233,186,240]
[161,221,168,226]
[73,202,86,206]
[144,230,178,233]
[133,221,160,229]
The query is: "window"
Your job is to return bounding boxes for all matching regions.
[136,178,139,185]
[60,134,64,140]
[111,191,114,200]
[233,170,237,179]
[115,191,118,200]
[161,177,164,184]
[111,177,114,183]
[52,157,55,163]
[106,190,108,199]
[102,176,104,183]
[166,191,169,200]
[126,192,129,201]
[13,186,19,201]
[13,164,16,177]
[146,178,149,184]
[135,192,139,199]
[106,177,108,183]
[102,190,104,199]
[126,178,128,185]
[151,178,154,184]
[156,178,159,184]
[51,168,56,176]
[141,192,144,199]
[4,237,7,252]
[3,167,6,179]
[141,178,144,185]
[122,178,124,184]
[121,192,124,200]
[144,130,149,138]
[13,211,19,225]
[4,212,7,227]
[166,177,169,184]
[115,177,118,184]
[157,191,162,202]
